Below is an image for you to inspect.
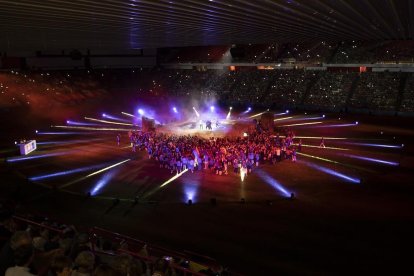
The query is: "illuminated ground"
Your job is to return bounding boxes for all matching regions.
[1,109,414,275]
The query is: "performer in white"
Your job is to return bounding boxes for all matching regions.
[240,166,247,182]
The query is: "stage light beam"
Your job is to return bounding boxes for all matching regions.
[226,106,232,119]
[301,161,360,184]
[121,112,136,118]
[255,169,291,197]
[279,121,323,127]
[311,123,358,128]
[249,111,267,118]
[297,152,375,173]
[183,183,198,204]
[101,113,131,123]
[29,163,109,181]
[274,110,289,116]
[84,117,133,126]
[143,169,189,200]
[59,159,131,189]
[294,136,349,140]
[90,169,118,196]
[53,125,133,132]
[242,107,252,114]
[192,107,200,117]
[274,116,293,121]
[37,131,90,135]
[342,153,399,166]
[342,142,403,149]
[160,168,188,188]
[294,143,350,151]
[66,120,101,126]
[7,151,67,162]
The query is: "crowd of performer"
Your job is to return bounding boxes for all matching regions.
[124,127,298,178]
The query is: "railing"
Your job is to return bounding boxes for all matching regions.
[11,216,225,275]
[90,227,222,273]
[13,216,64,235]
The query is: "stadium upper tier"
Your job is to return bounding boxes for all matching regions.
[159,41,414,64]
[1,68,414,115]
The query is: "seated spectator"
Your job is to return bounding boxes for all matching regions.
[33,236,47,252]
[0,207,15,248]
[71,251,95,276]
[151,258,170,276]
[70,234,91,260]
[58,238,73,257]
[111,254,144,276]
[93,264,120,276]
[5,244,35,276]
[49,255,72,276]
[1,231,33,276]
[31,233,65,276]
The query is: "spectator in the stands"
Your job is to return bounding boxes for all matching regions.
[0,207,15,248]
[5,244,35,276]
[33,236,47,252]
[151,258,170,276]
[70,233,91,260]
[49,255,73,276]
[32,236,65,276]
[111,254,145,276]
[0,231,33,276]
[71,251,95,276]
[93,264,121,276]
[59,238,73,257]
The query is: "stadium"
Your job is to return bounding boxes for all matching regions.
[1,1,414,275]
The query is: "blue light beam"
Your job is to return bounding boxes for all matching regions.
[102,113,131,123]
[342,154,399,166]
[255,169,291,197]
[7,152,67,162]
[29,163,109,181]
[90,169,119,196]
[302,161,361,184]
[183,184,199,203]
[342,142,403,148]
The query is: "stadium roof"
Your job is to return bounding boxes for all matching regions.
[0,0,413,51]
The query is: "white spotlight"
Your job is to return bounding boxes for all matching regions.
[192,107,200,117]
[226,107,232,119]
